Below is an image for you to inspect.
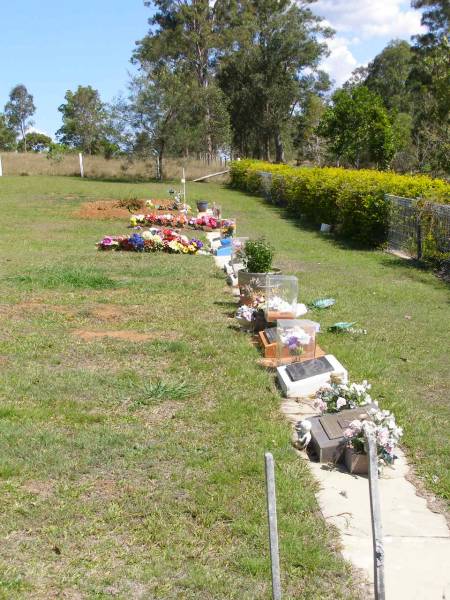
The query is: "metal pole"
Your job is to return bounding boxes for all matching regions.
[79,153,84,178]
[366,433,385,600]
[264,452,282,600]
[0,155,3,177]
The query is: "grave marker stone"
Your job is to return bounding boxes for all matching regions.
[277,354,347,398]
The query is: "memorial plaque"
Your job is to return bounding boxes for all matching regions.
[308,404,377,463]
[286,356,333,382]
[264,327,277,344]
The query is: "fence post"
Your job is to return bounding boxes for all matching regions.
[0,155,3,177]
[416,214,423,260]
[79,153,84,178]
[366,433,385,600]
[264,452,282,600]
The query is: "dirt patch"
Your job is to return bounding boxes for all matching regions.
[22,480,55,499]
[73,329,157,342]
[75,200,135,220]
[85,305,125,321]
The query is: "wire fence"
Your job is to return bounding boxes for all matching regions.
[387,194,450,279]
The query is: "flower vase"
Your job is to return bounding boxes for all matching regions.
[344,447,369,474]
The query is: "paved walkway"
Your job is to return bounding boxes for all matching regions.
[212,239,450,599]
[282,398,450,600]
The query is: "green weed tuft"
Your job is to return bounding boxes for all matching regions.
[131,379,200,406]
[7,265,117,290]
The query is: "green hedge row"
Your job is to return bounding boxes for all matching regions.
[230,160,450,247]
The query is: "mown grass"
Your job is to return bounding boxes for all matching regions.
[0,176,360,599]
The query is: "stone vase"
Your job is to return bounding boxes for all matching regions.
[344,447,369,475]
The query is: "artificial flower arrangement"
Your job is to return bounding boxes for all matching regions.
[315,380,373,413]
[97,228,203,255]
[235,292,266,331]
[276,319,316,361]
[130,213,188,228]
[221,219,236,238]
[344,408,403,468]
[189,215,219,230]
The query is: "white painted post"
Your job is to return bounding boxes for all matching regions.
[79,152,84,178]
[181,168,186,204]
[265,452,282,600]
[0,155,3,177]
[366,433,385,600]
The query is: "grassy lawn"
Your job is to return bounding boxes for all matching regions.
[0,177,358,599]
[0,175,448,598]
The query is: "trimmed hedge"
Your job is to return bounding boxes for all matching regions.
[230,160,450,247]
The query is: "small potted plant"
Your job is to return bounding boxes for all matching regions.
[238,238,278,305]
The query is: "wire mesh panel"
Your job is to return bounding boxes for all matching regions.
[258,171,273,202]
[387,194,450,264]
[386,195,419,257]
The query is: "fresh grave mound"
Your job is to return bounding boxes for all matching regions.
[77,198,179,221]
[76,200,143,220]
[97,228,204,254]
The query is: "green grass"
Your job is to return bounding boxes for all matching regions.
[0,174,448,598]
[7,265,118,290]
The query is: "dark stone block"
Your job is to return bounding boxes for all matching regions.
[286,356,334,382]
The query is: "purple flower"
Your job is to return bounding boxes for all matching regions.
[287,336,300,351]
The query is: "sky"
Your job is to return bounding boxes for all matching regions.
[0,0,425,139]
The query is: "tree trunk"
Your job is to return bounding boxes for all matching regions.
[21,121,27,152]
[274,129,284,163]
[158,142,165,181]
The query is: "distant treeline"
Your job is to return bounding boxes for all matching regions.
[0,1,448,178]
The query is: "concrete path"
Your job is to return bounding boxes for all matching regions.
[282,398,450,600]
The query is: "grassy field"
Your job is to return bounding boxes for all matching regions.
[0,175,448,598]
[0,153,229,182]
[0,176,359,599]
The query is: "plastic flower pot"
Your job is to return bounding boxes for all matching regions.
[197,201,208,212]
[344,447,369,474]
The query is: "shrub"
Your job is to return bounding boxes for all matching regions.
[230,160,450,246]
[244,238,274,273]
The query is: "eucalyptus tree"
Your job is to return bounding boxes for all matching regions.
[409,0,450,174]
[4,84,35,152]
[135,0,230,158]
[217,0,332,162]
[57,86,110,155]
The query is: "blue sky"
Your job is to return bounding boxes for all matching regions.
[0,1,424,138]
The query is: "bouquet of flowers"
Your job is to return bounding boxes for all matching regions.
[344,408,403,466]
[235,293,266,329]
[279,324,311,355]
[221,219,236,237]
[189,215,219,230]
[315,380,373,413]
[130,213,188,228]
[97,229,203,255]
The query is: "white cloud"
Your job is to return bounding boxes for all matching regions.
[312,0,426,86]
[321,37,358,86]
[313,0,425,40]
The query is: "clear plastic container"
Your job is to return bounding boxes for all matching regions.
[276,319,316,362]
[265,275,298,322]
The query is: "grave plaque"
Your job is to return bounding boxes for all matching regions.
[276,354,348,398]
[286,356,334,382]
[264,327,277,344]
[308,404,377,463]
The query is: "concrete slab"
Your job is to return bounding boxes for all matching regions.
[288,401,450,600]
